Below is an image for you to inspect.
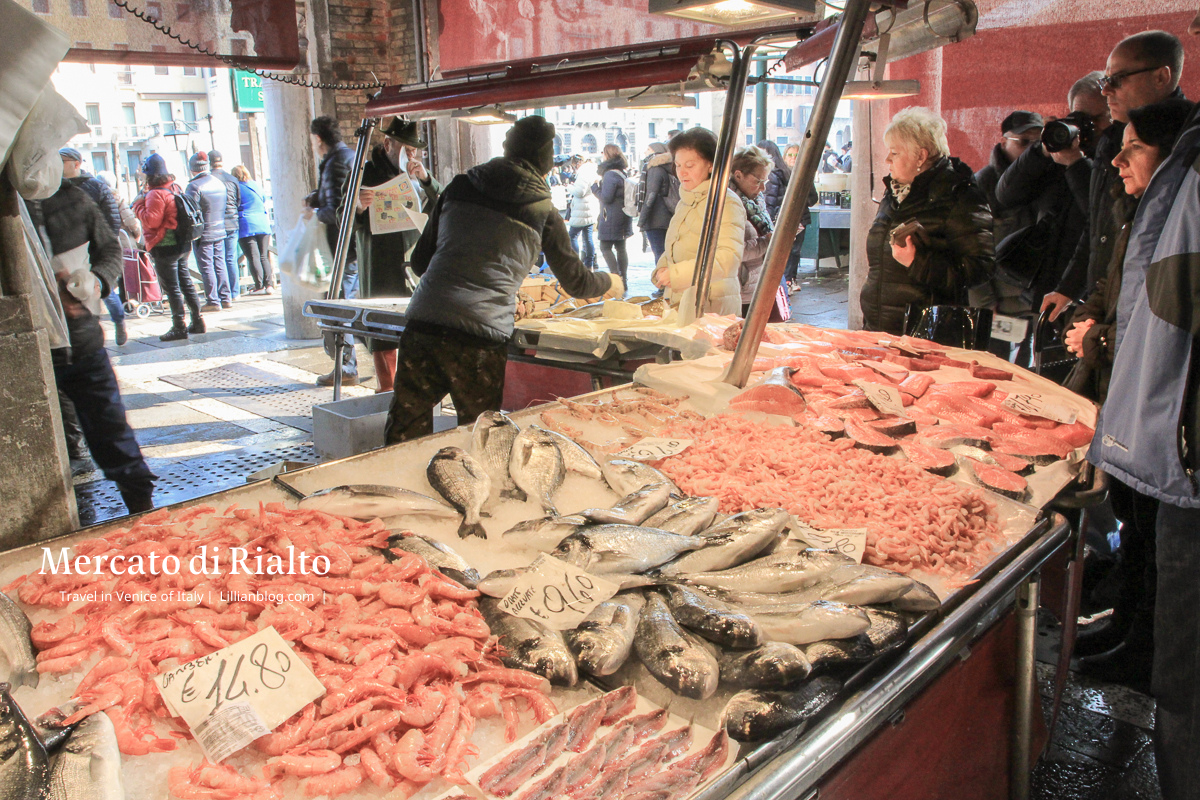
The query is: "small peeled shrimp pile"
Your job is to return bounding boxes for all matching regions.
[5,503,555,799]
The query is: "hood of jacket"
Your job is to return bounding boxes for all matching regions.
[466,157,551,205]
[598,156,626,175]
[646,152,673,170]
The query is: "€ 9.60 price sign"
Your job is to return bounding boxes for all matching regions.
[499,554,621,630]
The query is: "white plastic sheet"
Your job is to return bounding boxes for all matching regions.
[6,86,87,201]
[0,1,70,171]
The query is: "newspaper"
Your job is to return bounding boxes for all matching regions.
[369,171,428,235]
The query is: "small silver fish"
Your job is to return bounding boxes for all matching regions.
[886,579,941,612]
[566,592,645,676]
[510,428,566,516]
[427,447,493,539]
[601,459,681,497]
[477,568,528,598]
[750,601,871,645]
[47,711,123,800]
[533,426,604,480]
[386,532,480,588]
[643,496,720,536]
[581,483,672,526]
[298,484,458,521]
[0,593,37,690]
[659,508,790,577]
[480,599,578,686]
[0,682,49,800]
[554,525,713,574]
[682,549,853,593]
[634,593,720,700]
[472,411,527,501]
[563,302,607,320]
[502,515,589,551]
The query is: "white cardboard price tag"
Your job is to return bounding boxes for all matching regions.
[851,380,908,419]
[792,522,868,564]
[155,626,325,735]
[991,314,1030,344]
[613,437,693,461]
[1002,392,1077,424]
[192,701,271,763]
[499,554,621,630]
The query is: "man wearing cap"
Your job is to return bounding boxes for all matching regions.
[383,116,623,443]
[352,118,441,393]
[208,151,242,301]
[185,152,232,310]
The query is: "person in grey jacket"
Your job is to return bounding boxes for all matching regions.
[184,151,231,310]
[385,117,622,443]
[637,142,677,264]
[592,144,633,286]
[208,151,242,300]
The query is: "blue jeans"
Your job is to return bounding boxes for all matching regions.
[645,228,667,266]
[322,260,358,372]
[221,231,240,299]
[103,290,125,322]
[569,224,595,270]
[193,239,230,305]
[1153,501,1200,800]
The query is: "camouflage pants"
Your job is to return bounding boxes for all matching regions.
[384,326,507,444]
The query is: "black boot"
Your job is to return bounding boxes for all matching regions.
[160,318,189,342]
[186,296,206,334]
[1074,609,1134,657]
[1076,609,1154,691]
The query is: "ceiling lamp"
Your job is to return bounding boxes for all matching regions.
[842,79,920,100]
[648,0,816,26]
[451,106,518,124]
[608,92,699,110]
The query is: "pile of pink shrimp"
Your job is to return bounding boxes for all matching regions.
[4,503,555,799]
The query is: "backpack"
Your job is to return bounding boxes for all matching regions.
[174,191,204,243]
[635,174,648,212]
[622,174,640,219]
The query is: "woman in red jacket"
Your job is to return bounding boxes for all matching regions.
[134,158,206,341]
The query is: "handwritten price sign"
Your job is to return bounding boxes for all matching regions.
[499,554,620,630]
[792,522,868,564]
[851,380,909,419]
[1002,391,1077,424]
[613,438,693,461]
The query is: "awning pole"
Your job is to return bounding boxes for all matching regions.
[724,0,872,387]
[326,117,378,300]
[692,41,753,315]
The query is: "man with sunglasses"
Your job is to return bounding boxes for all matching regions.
[1042,30,1185,321]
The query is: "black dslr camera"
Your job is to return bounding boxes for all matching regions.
[1042,111,1097,154]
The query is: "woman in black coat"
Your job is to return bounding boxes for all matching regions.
[592,144,634,286]
[861,107,994,334]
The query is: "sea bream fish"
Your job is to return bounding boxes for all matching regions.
[480,598,578,686]
[477,566,658,598]
[47,711,123,800]
[658,508,790,576]
[386,531,480,588]
[633,593,720,700]
[566,592,645,676]
[642,496,719,536]
[533,426,604,480]
[0,682,50,800]
[0,592,37,689]
[601,458,681,497]
[502,514,589,551]
[728,564,917,607]
[553,525,715,575]
[472,410,527,501]
[681,548,853,593]
[721,676,842,742]
[427,447,493,539]
[718,641,813,689]
[581,483,672,525]
[749,601,871,645]
[298,484,458,521]
[510,428,566,516]
[657,584,763,650]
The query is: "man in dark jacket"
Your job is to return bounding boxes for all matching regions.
[307,116,359,386]
[352,118,441,393]
[208,151,242,301]
[384,117,622,443]
[31,180,155,513]
[185,152,232,311]
[1043,31,1187,320]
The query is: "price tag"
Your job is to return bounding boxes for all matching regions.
[499,554,621,630]
[192,702,271,763]
[851,380,908,419]
[792,522,868,564]
[1002,391,1078,424]
[613,437,693,461]
[155,626,325,745]
[991,314,1030,344]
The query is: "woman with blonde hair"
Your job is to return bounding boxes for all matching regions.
[729,145,775,316]
[861,106,994,334]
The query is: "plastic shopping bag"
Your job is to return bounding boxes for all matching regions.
[277,215,334,288]
[6,86,88,201]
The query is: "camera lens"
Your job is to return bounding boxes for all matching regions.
[1042,120,1080,153]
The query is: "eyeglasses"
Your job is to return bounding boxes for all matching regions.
[1100,66,1160,91]
[1003,136,1039,147]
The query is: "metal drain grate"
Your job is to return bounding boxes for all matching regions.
[75,444,316,527]
[159,363,336,432]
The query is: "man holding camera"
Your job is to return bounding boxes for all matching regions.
[1042,30,1186,320]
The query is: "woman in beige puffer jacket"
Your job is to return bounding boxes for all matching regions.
[652,128,745,316]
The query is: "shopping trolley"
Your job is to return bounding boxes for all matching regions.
[120,232,165,318]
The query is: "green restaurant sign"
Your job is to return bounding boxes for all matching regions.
[232,71,265,113]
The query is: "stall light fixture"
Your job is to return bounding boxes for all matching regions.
[608,92,698,109]
[648,0,816,26]
[451,106,518,124]
[841,79,920,100]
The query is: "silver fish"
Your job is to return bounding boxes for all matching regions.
[0,683,49,800]
[553,525,713,574]
[480,599,578,686]
[718,642,813,689]
[532,426,603,480]
[502,515,589,551]
[0,593,37,690]
[472,411,527,501]
[659,509,790,577]
[581,483,672,525]
[750,601,871,645]
[299,484,458,521]
[477,568,528,598]
[886,579,941,612]
[566,592,645,676]
[48,711,123,800]
[681,549,853,593]
[563,302,607,319]
[634,593,720,700]
[802,637,876,673]
[386,532,480,588]
[658,584,763,649]
[642,496,720,536]
[815,565,916,606]
[861,609,909,656]
[427,447,493,539]
[601,458,681,497]
[722,676,842,743]
[33,701,83,754]
[510,428,566,516]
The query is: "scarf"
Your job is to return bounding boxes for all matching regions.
[888,175,913,206]
[734,185,773,238]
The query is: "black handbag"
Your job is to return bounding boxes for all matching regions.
[994,210,1066,291]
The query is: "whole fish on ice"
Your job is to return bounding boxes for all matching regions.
[386,531,480,588]
[658,508,788,576]
[0,592,37,689]
[633,593,720,700]
[658,584,762,650]
[581,483,672,526]
[480,599,578,686]
[427,447,493,539]
[718,642,813,689]
[47,711,123,800]
[298,484,458,521]
[642,496,719,536]
[533,426,604,480]
[722,676,842,742]
[566,592,645,676]
[502,515,589,551]
[601,459,681,497]
[681,548,852,593]
[749,601,871,645]
[510,428,566,516]
[553,525,714,575]
[0,682,50,800]
[472,410,527,501]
